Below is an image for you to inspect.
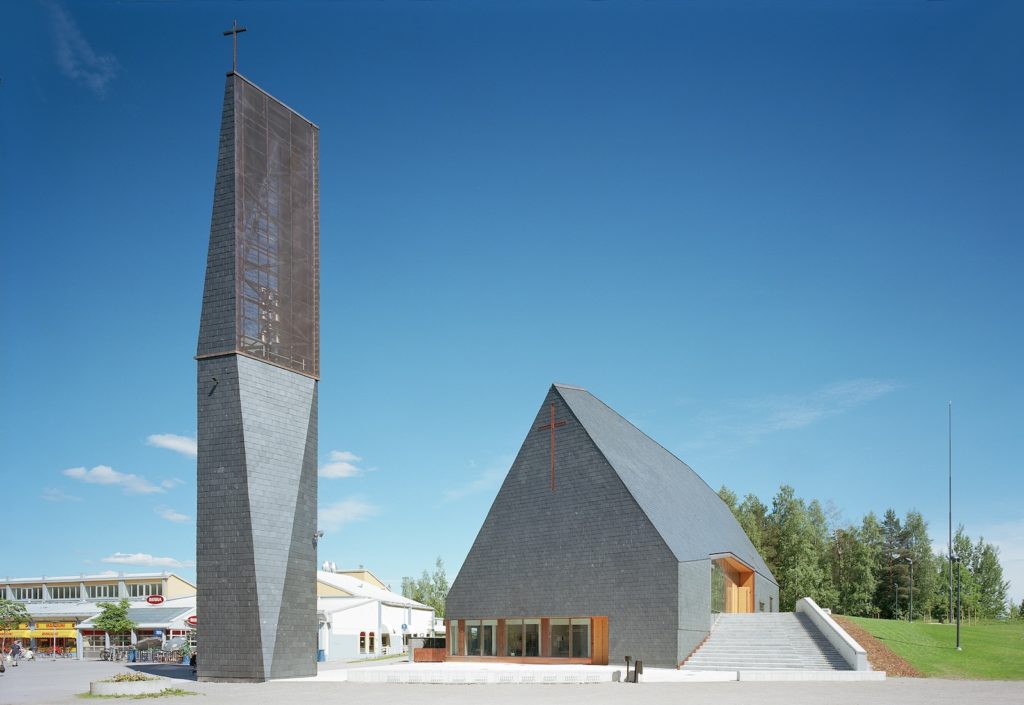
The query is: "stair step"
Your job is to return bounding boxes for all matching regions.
[681,612,851,672]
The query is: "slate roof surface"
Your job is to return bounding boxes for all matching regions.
[554,384,776,582]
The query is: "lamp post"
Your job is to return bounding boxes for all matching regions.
[906,557,914,623]
[952,554,962,651]
[891,553,901,620]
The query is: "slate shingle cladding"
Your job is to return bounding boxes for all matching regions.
[447,384,779,667]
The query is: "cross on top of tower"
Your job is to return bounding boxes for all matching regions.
[223,20,247,74]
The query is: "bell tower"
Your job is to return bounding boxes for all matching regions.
[195,69,319,682]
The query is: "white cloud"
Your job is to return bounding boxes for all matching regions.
[753,379,896,432]
[319,498,378,531]
[683,379,898,450]
[49,2,119,96]
[147,434,198,458]
[101,553,194,569]
[441,455,513,504]
[63,465,164,495]
[42,487,82,502]
[157,508,190,523]
[320,450,364,479]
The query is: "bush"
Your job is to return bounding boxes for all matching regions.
[106,673,159,683]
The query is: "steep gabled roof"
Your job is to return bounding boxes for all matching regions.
[554,384,776,582]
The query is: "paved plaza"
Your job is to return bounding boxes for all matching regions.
[1,658,1022,705]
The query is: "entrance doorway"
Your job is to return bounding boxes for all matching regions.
[712,556,755,613]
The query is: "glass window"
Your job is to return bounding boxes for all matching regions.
[550,618,570,657]
[571,619,591,658]
[369,632,375,652]
[449,621,459,656]
[127,583,163,598]
[465,620,481,656]
[87,584,118,599]
[506,620,523,657]
[711,560,726,613]
[524,619,540,657]
[49,585,81,600]
[359,632,366,654]
[482,620,497,657]
[12,586,42,601]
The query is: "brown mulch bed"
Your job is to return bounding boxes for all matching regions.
[833,614,924,677]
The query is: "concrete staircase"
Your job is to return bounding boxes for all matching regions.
[681,612,851,671]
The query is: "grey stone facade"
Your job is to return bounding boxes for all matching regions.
[678,558,713,660]
[196,73,319,682]
[447,384,779,668]
[755,571,780,613]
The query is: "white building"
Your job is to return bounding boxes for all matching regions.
[316,568,434,661]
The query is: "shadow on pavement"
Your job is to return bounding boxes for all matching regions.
[129,663,197,681]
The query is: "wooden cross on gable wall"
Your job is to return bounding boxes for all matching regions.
[536,402,566,492]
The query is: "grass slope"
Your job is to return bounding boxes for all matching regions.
[847,617,1024,680]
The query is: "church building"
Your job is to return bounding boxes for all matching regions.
[446,384,778,668]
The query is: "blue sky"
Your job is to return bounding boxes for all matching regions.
[2,1,1022,605]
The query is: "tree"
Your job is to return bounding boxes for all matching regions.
[830,526,875,617]
[972,538,1009,618]
[718,486,738,514]
[767,485,829,611]
[401,557,448,619]
[93,599,136,643]
[900,510,938,621]
[872,509,906,618]
[737,493,771,562]
[0,599,30,651]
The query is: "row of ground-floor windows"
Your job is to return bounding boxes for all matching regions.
[358,632,392,654]
[450,618,590,659]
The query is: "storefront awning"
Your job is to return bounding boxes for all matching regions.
[0,629,77,638]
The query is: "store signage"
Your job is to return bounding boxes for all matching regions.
[38,622,75,629]
[187,615,198,626]
[147,595,165,605]
[154,630,163,636]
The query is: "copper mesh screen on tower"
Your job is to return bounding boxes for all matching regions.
[234,78,320,378]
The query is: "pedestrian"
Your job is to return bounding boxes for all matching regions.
[11,641,22,667]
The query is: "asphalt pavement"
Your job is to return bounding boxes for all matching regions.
[1,658,1021,705]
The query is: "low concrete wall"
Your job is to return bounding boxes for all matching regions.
[795,597,869,671]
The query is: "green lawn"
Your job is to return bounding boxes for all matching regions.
[848,617,1024,680]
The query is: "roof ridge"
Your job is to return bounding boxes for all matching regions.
[552,382,587,391]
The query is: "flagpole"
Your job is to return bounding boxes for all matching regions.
[948,401,953,624]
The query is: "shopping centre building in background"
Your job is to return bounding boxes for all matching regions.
[0,565,435,661]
